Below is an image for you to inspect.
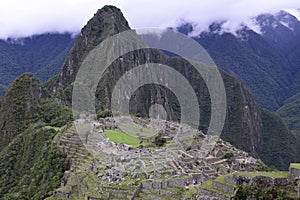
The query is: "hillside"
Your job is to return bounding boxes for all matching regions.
[277,95,300,135]
[0,73,43,150]
[0,33,75,97]
[0,74,72,199]
[177,10,300,111]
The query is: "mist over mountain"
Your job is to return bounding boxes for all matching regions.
[175,10,300,112]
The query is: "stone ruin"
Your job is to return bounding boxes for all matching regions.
[56,116,300,199]
[289,164,300,197]
[87,117,259,184]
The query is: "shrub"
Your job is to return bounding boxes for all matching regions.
[97,109,113,119]
[153,132,167,147]
[222,152,234,159]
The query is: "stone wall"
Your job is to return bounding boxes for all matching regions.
[224,175,236,185]
[197,188,231,200]
[289,167,300,181]
[233,174,289,187]
[212,181,235,194]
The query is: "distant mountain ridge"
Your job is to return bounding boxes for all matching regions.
[177,10,300,136]
[177,10,300,111]
[0,33,76,96]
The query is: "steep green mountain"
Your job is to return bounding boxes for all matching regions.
[177,12,300,144]
[0,33,75,97]
[177,11,300,111]
[0,73,43,150]
[0,123,68,200]
[0,73,72,199]
[46,5,300,170]
[277,95,300,135]
[199,30,289,110]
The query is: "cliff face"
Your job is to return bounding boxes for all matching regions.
[0,73,43,150]
[45,5,300,170]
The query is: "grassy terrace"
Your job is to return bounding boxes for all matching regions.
[119,122,153,138]
[44,125,61,132]
[236,171,289,178]
[215,176,237,188]
[290,163,300,170]
[200,180,233,197]
[104,129,149,147]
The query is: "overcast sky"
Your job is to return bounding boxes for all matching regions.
[0,0,299,39]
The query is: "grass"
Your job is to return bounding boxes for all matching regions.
[45,125,61,132]
[200,180,233,197]
[215,176,237,188]
[184,185,199,199]
[119,122,153,138]
[290,163,300,170]
[236,171,289,178]
[104,129,149,147]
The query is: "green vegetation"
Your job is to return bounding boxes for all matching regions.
[0,123,68,200]
[236,171,289,178]
[153,132,167,147]
[235,183,295,200]
[277,97,300,135]
[104,129,148,147]
[215,176,237,188]
[45,126,61,132]
[199,28,300,111]
[252,160,273,171]
[97,109,113,119]
[0,75,73,199]
[184,185,199,199]
[0,33,75,97]
[119,122,152,138]
[0,73,42,150]
[200,180,233,197]
[222,152,234,159]
[290,163,300,170]
[259,110,300,170]
[30,98,73,127]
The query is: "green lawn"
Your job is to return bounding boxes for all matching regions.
[236,171,288,178]
[290,163,300,170]
[119,122,153,138]
[104,129,148,147]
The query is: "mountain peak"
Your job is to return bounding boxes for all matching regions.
[81,5,130,41]
[52,5,130,91]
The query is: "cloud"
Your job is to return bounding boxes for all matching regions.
[0,0,110,39]
[0,0,299,39]
[285,8,300,21]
